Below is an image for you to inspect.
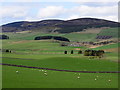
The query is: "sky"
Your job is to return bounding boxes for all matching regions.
[0,0,119,25]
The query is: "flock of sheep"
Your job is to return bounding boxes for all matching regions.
[15,69,111,82]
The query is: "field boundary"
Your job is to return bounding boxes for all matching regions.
[1,63,120,73]
[1,57,36,60]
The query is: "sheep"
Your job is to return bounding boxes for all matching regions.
[16,70,19,74]
[44,71,47,73]
[96,76,99,77]
[44,73,47,76]
[77,77,80,79]
[95,78,97,81]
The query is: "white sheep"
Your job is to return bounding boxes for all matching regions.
[44,73,47,76]
[16,71,19,73]
[95,78,97,81]
[44,71,47,73]
[77,76,80,79]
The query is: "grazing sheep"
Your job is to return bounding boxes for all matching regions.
[44,71,47,73]
[95,78,97,81]
[77,76,80,79]
[44,73,47,76]
[108,80,111,82]
[16,71,19,74]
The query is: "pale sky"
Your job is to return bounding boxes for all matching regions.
[0,0,119,25]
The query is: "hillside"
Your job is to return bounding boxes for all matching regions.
[2,18,119,88]
[1,18,119,33]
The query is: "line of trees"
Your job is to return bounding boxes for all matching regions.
[64,50,82,54]
[34,36,70,42]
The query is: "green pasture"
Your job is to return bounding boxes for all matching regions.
[2,66,118,88]
[98,28,118,38]
[1,27,119,88]
[62,33,97,42]
[2,32,97,42]
[2,54,118,71]
[2,28,119,42]
[2,32,61,40]
[94,43,119,50]
[2,40,86,54]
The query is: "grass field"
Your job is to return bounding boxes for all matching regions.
[98,28,118,38]
[3,66,118,88]
[1,27,119,88]
[2,32,97,42]
[94,43,119,50]
[2,55,118,71]
[2,28,118,41]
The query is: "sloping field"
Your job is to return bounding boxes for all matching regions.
[2,28,118,42]
[2,32,97,42]
[94,43,119,50]
[63,33,97,42]
[2,55,118,71]
[2,40,86,54]
[97,28,118,38]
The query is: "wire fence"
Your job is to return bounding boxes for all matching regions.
[1,63,120,73]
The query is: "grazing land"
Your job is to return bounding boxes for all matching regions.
[1,27,119,88]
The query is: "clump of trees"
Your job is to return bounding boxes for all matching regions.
[34,36,70,42]
[84,49,105,58]
[0,35,9,39]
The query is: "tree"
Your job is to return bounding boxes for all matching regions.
[71,50,73,54]
[64,51,67,54]
[0,35,9,39]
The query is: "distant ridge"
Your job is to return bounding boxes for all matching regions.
[1,18,119,33]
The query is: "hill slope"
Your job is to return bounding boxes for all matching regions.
[1,18,119,33]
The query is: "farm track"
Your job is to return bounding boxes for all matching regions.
[3,52,64,55]
[0,57,37,60]
[4,51,66,54]
[1,63,120,73]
